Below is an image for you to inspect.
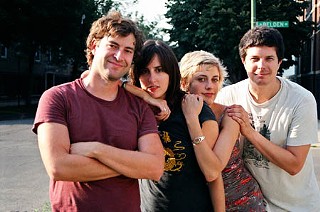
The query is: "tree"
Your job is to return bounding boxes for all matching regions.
[165,0,314,83]
[255,0,314,75]
[165,0,209,58]
[197,0,250,82]
[0,0,113,106]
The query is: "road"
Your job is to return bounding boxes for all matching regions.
[0,118,319,211]
[0,119,49,211]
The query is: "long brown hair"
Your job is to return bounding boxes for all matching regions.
[130,40,185,110]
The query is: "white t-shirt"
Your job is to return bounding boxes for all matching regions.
[215,77,320,212]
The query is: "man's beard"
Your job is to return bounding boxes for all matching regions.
[107,70,129,82]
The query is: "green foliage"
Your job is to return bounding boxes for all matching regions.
[256,0,314,75]
[166,0,210,58]
[165,0,314,82]
[33,202,51,212]
[196,0,250,81]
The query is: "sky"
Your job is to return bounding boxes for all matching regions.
[131,0,168,22]
[118,0,171,40]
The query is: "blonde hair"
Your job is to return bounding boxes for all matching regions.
[180,50,227,90]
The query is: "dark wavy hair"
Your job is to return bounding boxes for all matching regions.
[239,26,284,62]
[130,40,185,110]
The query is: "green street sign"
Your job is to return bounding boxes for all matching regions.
[256,21,289,28]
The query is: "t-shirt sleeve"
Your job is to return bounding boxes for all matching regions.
[287,92,318,146]
[215,86,235,106]
[32,87,67,134]
[137,101,159,138]
[199,102,216,125]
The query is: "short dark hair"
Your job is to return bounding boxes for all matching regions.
[239,26,285,61]
[131,40,184,109]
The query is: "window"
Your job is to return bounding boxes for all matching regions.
[0,43,7,59]
[35,46,41,62]
[46,49,52,62]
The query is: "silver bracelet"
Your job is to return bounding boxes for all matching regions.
[121,81,127,89]
[192,136,205,146]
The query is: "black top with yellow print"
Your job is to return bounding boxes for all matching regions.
[140,102,216,212]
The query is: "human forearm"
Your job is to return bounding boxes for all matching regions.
[38,123,120,182]
[43,153,120,182]
[71,134,164,181]
[124,82,147,100]
[90,142,163,180]
[208,174,226,212]
[185,116,222,181]
[227,104,309,175]
[124,82,156,105]
[245,131,310,175]
[213,118,240,170]
[124,83,170,120]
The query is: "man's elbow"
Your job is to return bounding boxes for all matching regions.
[149,158,165,181]
[151,168,164,181]
[287,166,303,176]
[45,164,67,181]
[285,161,305,176]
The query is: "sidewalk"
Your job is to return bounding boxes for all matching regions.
[0,119,49,211]
[0,117,319,211]
[311,120,320,188]
[314,119,320,147]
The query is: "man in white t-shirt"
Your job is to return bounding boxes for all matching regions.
[215,26,320,212]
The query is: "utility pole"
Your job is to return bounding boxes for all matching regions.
[251,0,256,28]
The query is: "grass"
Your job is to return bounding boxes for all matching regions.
[33,202,51,212]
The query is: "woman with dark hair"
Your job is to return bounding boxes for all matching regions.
[124,40,225,211]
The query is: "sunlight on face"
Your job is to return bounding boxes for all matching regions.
[91,34,136,81]
[188,65,220,105]
[243,46,281,86]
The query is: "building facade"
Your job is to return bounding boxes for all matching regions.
[0,43,74,107]
[295,0,320,118]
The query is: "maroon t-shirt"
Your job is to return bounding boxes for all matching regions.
[32,79,158,211]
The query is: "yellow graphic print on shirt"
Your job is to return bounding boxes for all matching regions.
[160,131,186,172]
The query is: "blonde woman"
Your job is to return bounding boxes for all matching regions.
[180,50,266,211]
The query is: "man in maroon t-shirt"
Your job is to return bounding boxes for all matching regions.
[32,11,164,212]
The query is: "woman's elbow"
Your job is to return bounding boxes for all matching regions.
[205,171,220,182]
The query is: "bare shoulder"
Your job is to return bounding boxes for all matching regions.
[210,102,227,120]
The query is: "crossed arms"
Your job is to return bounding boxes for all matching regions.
[37,122,164,182]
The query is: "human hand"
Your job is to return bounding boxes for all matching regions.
[182,94,203,119]
[147,98,171,121]
[226,104,254,137]
[70,141,101,158]
[80,70,90,78]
